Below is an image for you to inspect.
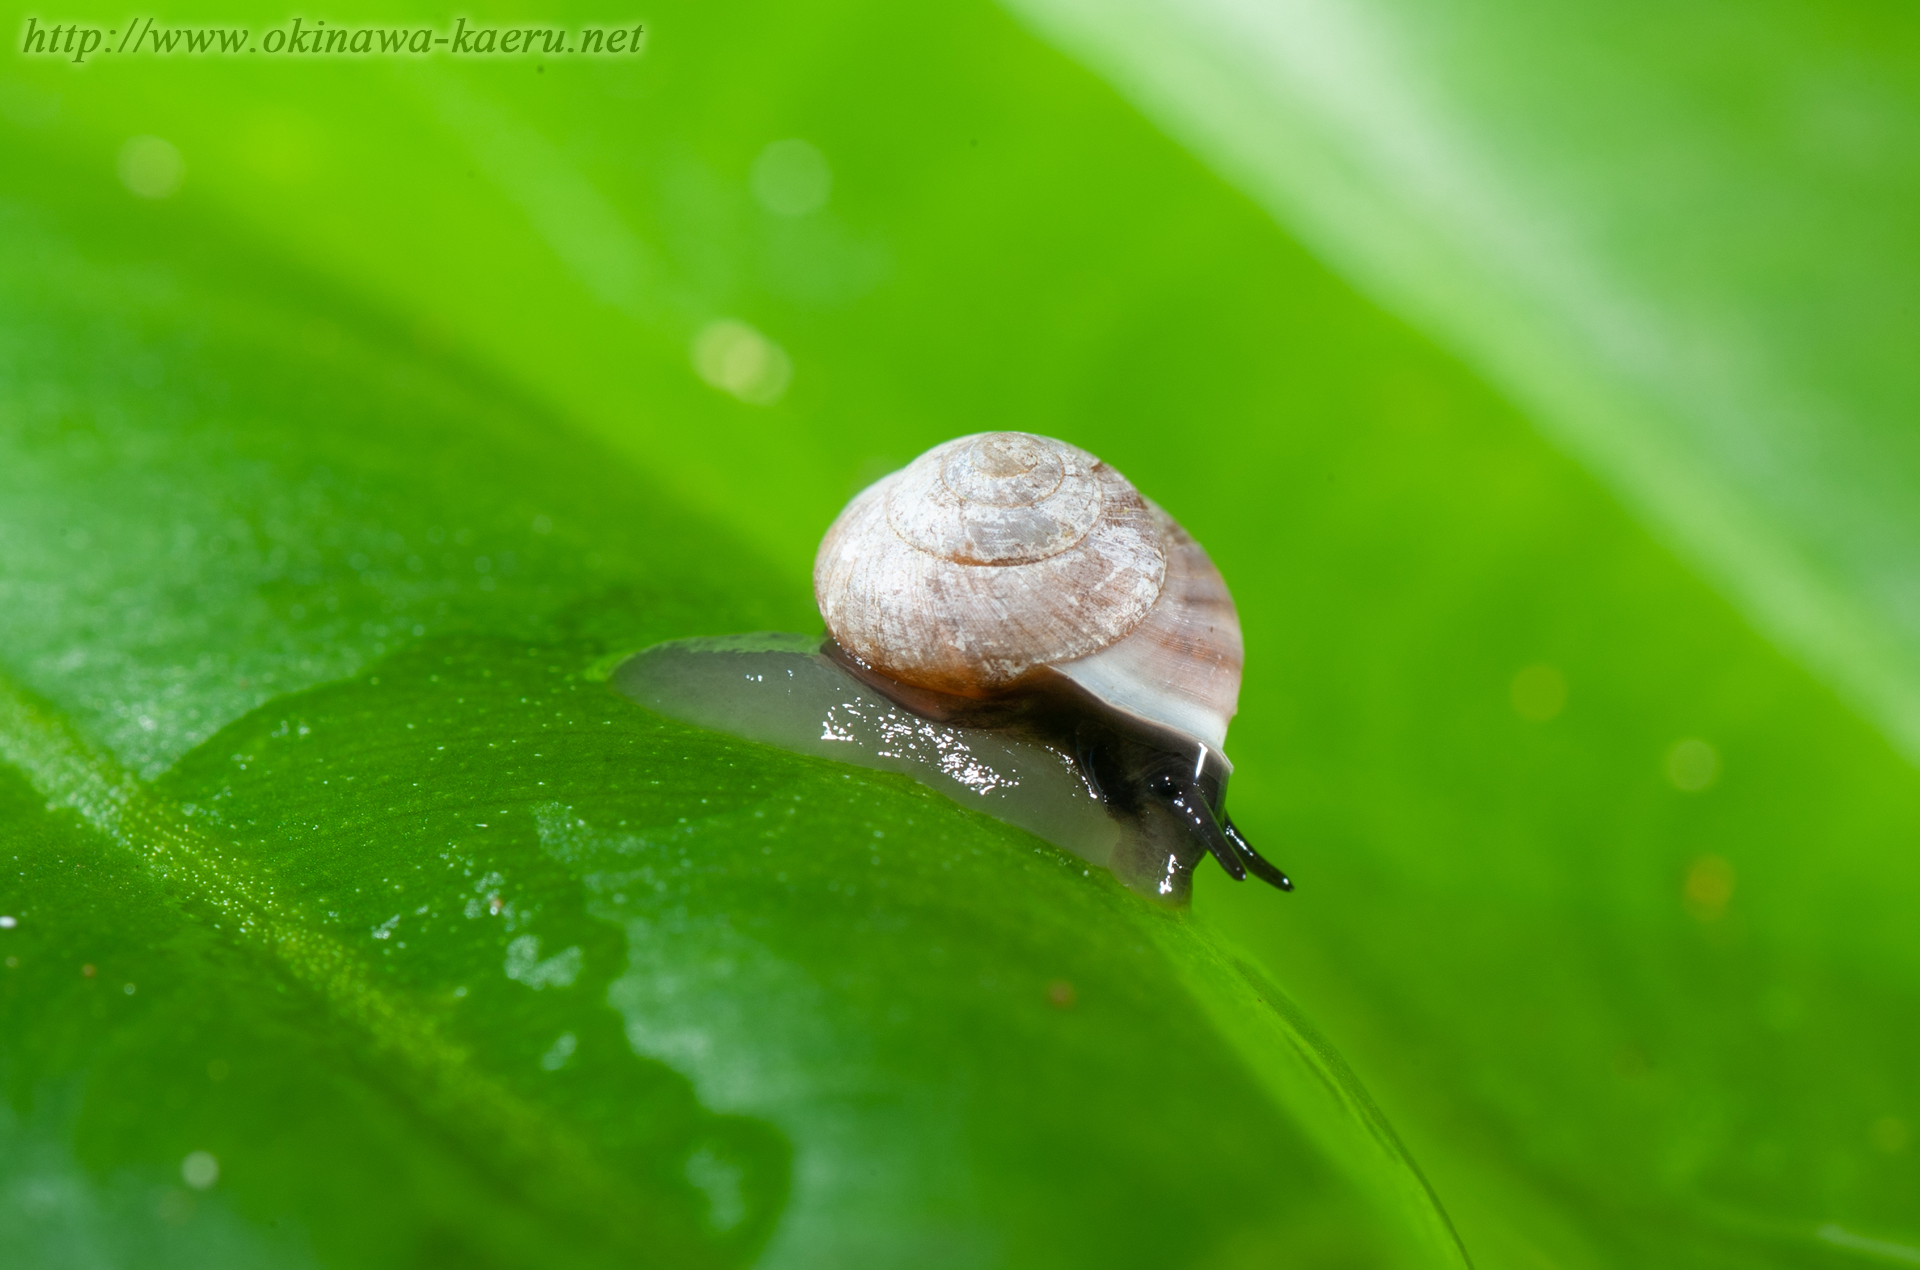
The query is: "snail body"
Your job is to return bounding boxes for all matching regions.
[814,432,1289,897]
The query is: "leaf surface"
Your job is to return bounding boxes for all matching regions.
[0,58,1460,1263]
[4,0,1917,1266]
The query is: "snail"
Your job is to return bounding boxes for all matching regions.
[612,432,1289,903]
[812,431,1290,898]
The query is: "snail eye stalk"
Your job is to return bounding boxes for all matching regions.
[1143,769,1246,881]
[1142,770,1293,892]
[1223,815,1293,892]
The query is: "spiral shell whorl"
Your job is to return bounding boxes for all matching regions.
[886,432,1103,565]
[815,433,1168,695]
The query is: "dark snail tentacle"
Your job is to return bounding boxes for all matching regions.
[1222,815,1293,892]
[1147,771,1246,881]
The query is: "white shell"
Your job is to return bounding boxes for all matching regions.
[814,432,1243,750]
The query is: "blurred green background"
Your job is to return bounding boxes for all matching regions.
[1,0,1917,1266]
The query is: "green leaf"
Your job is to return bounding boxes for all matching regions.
[0,28,1463,1260]
[0,636,1452,1266]
[4,0,1915,1266]
[1006,0,1920,761]
[987,1,1920,1262]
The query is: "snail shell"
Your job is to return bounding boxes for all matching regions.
[813,431,1243,751]
[814,431,1288,897]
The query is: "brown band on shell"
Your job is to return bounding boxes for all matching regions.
[1051,508,1243,750]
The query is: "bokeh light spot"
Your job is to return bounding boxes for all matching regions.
[1872,1116,1910,1154]
[1683,854,1735,921]
[181,1150,220,1190]
[540,1030,578,1071]
[1666,737,1720,791]
[750,138,831,216]
[1510,664,1566,721]
[118,135,185,199]
[692,319,792,405]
